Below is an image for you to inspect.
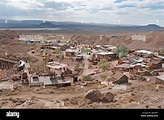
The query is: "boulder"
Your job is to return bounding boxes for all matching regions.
[85,90,104,102]
[103,92,114,103]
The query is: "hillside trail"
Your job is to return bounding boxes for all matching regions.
[79,54,99,80]
[27,50,43,64]
[0,86,110,101]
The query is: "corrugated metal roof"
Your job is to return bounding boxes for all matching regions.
[65,49,78,52]
[97,52,115,55]
[46,61,67,69]
[136,50,153,54]
[155,55,164,59]
[156,75,164,81]
[30,76,71,85]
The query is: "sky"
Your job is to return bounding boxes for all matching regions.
[0,0,164,26]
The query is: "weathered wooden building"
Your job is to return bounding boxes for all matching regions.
[65,49,78,57]
[97,52,116,60]
[112,72,129,84]
[147,61,162,69]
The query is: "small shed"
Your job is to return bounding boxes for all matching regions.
[155,75,164,84]
[114,63,132,71]
[147,61,162,69]
[50,46,60,50]
[41,44,51,49]
[112,72,129,84]
[30,39,41,43]
[118,58,124,64]
[46,61,67,70]
[65,49,78,57]
[75,54,83,61]
[97,52,116,60]
[30,75,71,87]
[136,50,153,55]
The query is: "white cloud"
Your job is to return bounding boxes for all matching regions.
[0,0,163,26]
[6,0,44,10]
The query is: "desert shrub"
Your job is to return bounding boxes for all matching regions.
[6,91,18,96]
[31,61,47,73]
[83,75,93,81]
[100,74,107,80]
[54,48,61,54]
[81,47,91,53]
[113,45,129,58]
[98,58,110,71]
[74,67,83,74]
[160,48,164,54]
[74,63,83,74]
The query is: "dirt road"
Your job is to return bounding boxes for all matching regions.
[27,50,42,64]
[79,54,99,79]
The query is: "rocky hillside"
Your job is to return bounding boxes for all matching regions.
[0,30,31,58]
[71,31,164,51]
[0,30,19,41]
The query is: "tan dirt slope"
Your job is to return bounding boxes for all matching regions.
[70,31,164,51]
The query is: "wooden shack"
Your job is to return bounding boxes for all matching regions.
[65,49,78,57]
[97,52,116,60]
[147,61,162,69]
[112,72,129,84]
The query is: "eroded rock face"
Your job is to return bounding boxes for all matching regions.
[85,90,104,102]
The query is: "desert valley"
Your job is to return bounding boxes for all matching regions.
[0,26,163,108]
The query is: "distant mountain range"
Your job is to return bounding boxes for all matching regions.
[0,19,163,32]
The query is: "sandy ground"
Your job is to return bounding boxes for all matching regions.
[0,78,164,109]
